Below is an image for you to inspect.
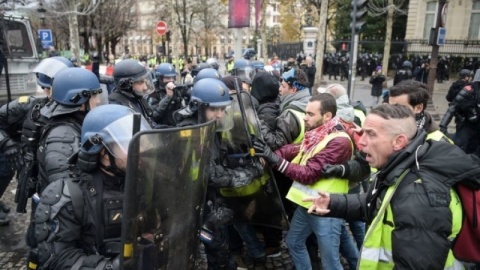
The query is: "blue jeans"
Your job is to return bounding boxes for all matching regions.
[349,221,365,250]
[340,223,359,269]
[234,223,265,259]
[285,207,344,270]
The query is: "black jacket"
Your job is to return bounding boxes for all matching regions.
[327,131,480,269]
[34,170,122,269]
[109,89,155,127]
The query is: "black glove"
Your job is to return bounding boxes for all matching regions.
[253,140,280,166]
[322,164,346,178]
[2,139,24,170]
[439,125,448,135]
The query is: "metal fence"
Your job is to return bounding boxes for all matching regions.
[267,42,303,60]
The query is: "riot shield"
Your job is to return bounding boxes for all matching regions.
[220,91,288,230]
[121,121,216,270]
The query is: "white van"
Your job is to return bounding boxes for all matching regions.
[0,13,40,104]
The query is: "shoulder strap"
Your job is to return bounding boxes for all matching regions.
[65,178,84,223]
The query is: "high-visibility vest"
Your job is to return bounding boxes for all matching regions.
[359,170,464,270]
[427,129,453,144]
[226,61,235,73]
[353,108,366,126]
[285,109,306,144]
[286,132,353,208]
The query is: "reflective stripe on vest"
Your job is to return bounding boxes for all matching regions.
[227,62,234,72]
[360,171,464,270]
[285,109,306,144]
[360,169,410,269]
[286,132,352,208]
[354,108,366,126]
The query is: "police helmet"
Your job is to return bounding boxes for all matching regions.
[80,104,151,155]
[459,69,473,79]
[402,60,412,69]
[37,73,52,88]
[70,57,78,65]
[155,63,177,78]
[33,56,74,78]
[113,59,149,89]
[233,59,251,72]
[191,78,231,107]
[193,68,222,84]
[251,60,265,71]
[77,104,151,172]
[51,68,102,106]
[206,58,219,70]
[191,62,212,77]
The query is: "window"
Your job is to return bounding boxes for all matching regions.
[423,2,437,39]
[468,1,480,39]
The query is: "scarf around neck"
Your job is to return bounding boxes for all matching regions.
[301,117,340,154]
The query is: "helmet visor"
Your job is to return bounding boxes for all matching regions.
[102,114,151,158]
[132,72,155,97]
[33,58,72,78]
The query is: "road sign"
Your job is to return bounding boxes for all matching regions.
[437,27,447,46]
[38,29,53,49]
[156,21,167,35]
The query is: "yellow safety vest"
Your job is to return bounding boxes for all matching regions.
[227,61,235,72]
[286,132,353,208]
[427,129,453,144]
[353,108,366,126]
[285,109,306,144]
[360,170,464,270]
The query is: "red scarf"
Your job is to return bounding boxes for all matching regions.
[301,117,340,153]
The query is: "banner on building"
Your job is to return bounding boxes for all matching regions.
[228,0,250,28]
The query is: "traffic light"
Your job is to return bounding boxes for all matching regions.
[166,30,171,42]
[350,0,368,33]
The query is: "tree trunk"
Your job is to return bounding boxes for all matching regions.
[68,13,81,63]
[313,0,329,90]
[382,0,394,78]
[261,0,268,64]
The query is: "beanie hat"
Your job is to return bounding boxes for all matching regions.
[251,72,280,104]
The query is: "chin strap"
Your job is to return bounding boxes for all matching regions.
[100,151,126,178]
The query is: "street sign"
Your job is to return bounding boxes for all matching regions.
[156,21,167,35]
[38,29,53,49]
[437,27,447,46]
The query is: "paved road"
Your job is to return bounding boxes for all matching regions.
[0,68,454,269]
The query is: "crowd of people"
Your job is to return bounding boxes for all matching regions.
[0,51,479,270]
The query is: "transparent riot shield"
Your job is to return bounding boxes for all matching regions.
[120,121,216,270]
[220,91,288,230]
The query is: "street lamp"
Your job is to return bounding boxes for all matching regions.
[37,2,46,28]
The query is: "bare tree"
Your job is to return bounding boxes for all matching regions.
[369,0,407,76]
[195,0,226,57]
[43,0,101,61]
[89,0,136,59]
[171,0,198,57]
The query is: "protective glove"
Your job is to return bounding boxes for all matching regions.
[2,139,24,170]
[253,140,280,166]
[439,125,448,135]
[322,164,346,178]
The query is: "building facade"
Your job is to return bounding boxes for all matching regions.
[405,0,480,56]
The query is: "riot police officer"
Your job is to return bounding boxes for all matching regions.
[147,62,183,127]
[30,104,151,269]
[394,60,413,85]
[109,59,155,126]
[446,69,473,102]
[176,78,264,269]
[440,69,480,155]
[206,58,220,70]
[0,57,73,224]
[231,59,255,85]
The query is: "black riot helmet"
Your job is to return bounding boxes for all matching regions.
[402,60,412,69]
[459,69,473,79]
[113,59,153,97]
[113,59,148,89]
